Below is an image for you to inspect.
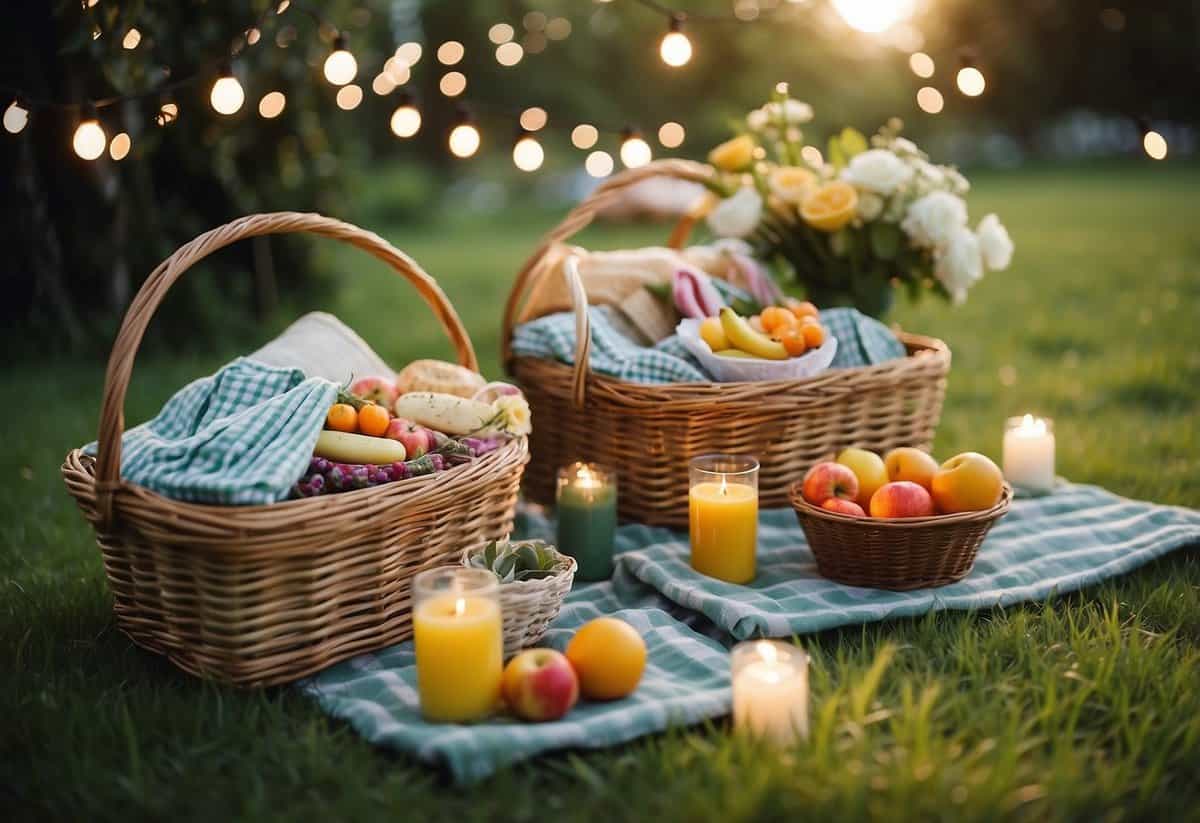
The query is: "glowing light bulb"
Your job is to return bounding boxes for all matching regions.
[108,131,131,160]
[246,27,261,45]
[72,117,107,160]
[383,56,410,84]
[324,38,357,86]
[619,132,652,168]
[440,71,467,97]
[335,84,363,110]
[448,122,481,158]
[909,51,934,78]
[916,86,944,114]
[832,0,915,33]
[496,41,523,66]
[1143,130,1168,160]
[546,17,572,41]
[437,40,464,65]
[395,42,422,66]
[210,72,245,115]
[585,150,614,178]
[513,135,544,172]
[489,23,514,44]
[571,124,598,150]
[372,73,396,96]
[390,101,421,138]
[658,121,685,148]
[156,102,178,126]
[259,91,286,119]
[956,66,985,97]
[122,28,141,49]
[520,107,547,131]
[659,20,692,67]
[3,100,29,134]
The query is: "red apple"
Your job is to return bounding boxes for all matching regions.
[350,375,400,409]
[821,497,866,517]
[801,462,859,506]
[384,417,432,458]
[501,648,580,722]
[869,481,936,518]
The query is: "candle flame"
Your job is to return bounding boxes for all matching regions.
[454,597,466,616]
[1018,414,1047,437]
[719,475,728,496]
[575,463,599,489]
[757,640,777,665]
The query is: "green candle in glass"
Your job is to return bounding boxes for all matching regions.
[555,462,618,582]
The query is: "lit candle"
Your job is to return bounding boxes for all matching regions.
[732,639,809,745]
[689,454,759,584]
[412,567,503,723]
[1003,414,1056,494]
[556,462,618,582]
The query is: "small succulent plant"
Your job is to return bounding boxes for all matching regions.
[469,539,562,583]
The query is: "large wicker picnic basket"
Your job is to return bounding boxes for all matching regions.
[62,212,528,687]
[502,160,950,529]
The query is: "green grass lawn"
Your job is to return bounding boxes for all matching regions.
[3,163,1199,821]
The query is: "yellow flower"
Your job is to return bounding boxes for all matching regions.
[707,135,756,172]
[767,166,818,205]
[800,181,859,233]
[492,394,532,436]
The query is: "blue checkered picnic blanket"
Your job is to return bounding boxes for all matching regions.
[303,483,1200,783]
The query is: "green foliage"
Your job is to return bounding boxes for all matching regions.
[469,539,562,583]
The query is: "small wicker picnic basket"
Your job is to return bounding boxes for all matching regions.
[460,544,576,658]
[789,482,1013,590]
[62,212,528,687]
[502,159,951,528]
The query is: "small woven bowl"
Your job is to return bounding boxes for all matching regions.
[789,482,1013,591]
[461,544,576,658]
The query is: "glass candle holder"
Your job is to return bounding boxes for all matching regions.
[556,462,618,582]
[731,639,809,745]
[1002,414,1056,494]
[412,566,503,723]
[689,454,759,584]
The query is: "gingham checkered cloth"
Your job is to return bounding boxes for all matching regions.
[303,484,1200,782]
[510,304,905,384]
[85,357,337,505]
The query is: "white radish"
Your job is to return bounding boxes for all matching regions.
[314,430,407,465]
[394,392,494,436]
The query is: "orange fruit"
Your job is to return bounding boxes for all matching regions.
[778,327,808,356]
[799,314,821,326]
[787,299,819,322]
[800,181,858,233]
[326,403,358,433]
[802,323,826,348]
[565,617,646,701]
[760,306,798,335]
[357,403,390,437]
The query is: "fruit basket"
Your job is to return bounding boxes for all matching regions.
[789,481,1012,590]
[461,540,576,658]
[502,159,951,528]
[61,212,529,687]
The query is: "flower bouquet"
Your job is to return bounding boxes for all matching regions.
[701,91,1013,317]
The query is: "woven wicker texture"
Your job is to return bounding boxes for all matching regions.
[460,546,577,658]
[501,160,952,528]
[61,212,528,687]
[790,483,1013,590]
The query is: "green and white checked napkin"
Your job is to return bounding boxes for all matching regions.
[85,357,336,505]
[510,304,905,385]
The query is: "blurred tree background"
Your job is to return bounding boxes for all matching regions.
[2,0,1195,355]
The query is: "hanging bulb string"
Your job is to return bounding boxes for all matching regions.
[628,0,783,24]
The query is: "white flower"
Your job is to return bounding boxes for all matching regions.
[747,108,769,131]
[856,192,884,221]
[901,191,968,249]
[841,149,914,196]
[767,166,817,205]
[914,160,945,187]
[491,394,531,436]
[706,187,763,238]
[935,226,984,303]
[747,99,814,131]
[945,168,970,196]
[890,137,921,157]
[976,213,1014,270]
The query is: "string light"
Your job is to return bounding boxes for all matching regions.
[956,66,985,97]
[916,86,944,114]
[3,100,29,134]
[658,121,685,148]
[383,56,410,85]
[571,124,598,150]
[619,129,652,168]
[156,101,178,126]
[246,27,261,45]
[513,132,544,172]
[372,73,395,96]
[437,41,464,65]
[659,18,692,67]
[276,0,290,13]
[496,42,523,66]
[210,63,245,115]
[545,17,572,40]
[335,84,362,110]
[323,35,357,86]
[72,107,107,160]
[909,52,934,78]
[831,0,915,33]
[523,11,547,32]
[389,96,421,138]
[122,28,141,50]
[258,91,286,119]
[1143,130,1168,160]
[448,112,481,158]
[109,131,131,161]
[395,42,422,66]
[585,150,614,178]
[488,23,514,44]
[439,71,467,97]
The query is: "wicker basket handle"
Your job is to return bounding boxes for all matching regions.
[93,211,478,528]
[500,158,716,389]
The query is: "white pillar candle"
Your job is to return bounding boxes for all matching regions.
[731,639,808,745]
[1003,414,1056,493]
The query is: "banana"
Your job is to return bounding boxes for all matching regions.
[715,349,755,359]
[719,307,789,360]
